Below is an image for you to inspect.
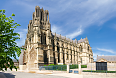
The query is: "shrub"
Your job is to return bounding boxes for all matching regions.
[83,70,116,73]
[48,64,54,66]
[81,65,87,68]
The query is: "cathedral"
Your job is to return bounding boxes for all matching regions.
[21,6,94,69]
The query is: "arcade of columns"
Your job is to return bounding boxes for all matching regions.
[22,6,93,69]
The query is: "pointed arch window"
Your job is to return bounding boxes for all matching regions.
[79,45,82,52]
[44,33,46,44]
[88,46,89,51]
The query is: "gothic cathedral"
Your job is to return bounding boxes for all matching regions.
[21,6,94,69]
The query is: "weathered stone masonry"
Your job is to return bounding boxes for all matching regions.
[22,6,94,69]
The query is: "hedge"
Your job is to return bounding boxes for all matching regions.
[83,70,116,73]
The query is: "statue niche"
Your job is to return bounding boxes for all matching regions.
[29,47,37,61]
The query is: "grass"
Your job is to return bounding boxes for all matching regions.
[83,70,116,73]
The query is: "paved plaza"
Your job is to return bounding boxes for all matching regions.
[0,69,116,78]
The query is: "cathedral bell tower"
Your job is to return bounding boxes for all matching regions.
[32,6,51,44]
[24,6,54,68]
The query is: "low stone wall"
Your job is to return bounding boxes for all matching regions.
[19,65,27,70]
[107,63,116,71]
[82,72,116,78]
[87,63,96,70]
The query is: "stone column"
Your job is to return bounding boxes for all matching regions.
[75,51,77,64]
[54,33,58,64]
[47,45,54,64]
[64,48,67,64]
[72,49,74,64]
[37,48,38,68]
[69,49,71,64]
[44,12,46,22]
[77,52,80,64]
[67,64,70,73]
[55,45,58,64]
[79,63,82,74]
[90,55,91,63]
[64,42,67,64]
[60,47,63,63]
[48,12,49,21]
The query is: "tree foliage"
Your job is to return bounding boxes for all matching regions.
[0,9,22,71]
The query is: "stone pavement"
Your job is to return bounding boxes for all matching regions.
[0,68,116,78]
[1,71,68,78]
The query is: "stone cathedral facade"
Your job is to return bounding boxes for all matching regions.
[22,6,93,69]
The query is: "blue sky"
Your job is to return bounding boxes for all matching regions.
[1,0,116,61]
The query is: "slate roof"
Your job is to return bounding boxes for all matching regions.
[97,56,116,61]
[78,38,86,43]
[52,32,74,42]
[52,32,86,44]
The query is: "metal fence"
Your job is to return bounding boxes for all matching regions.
[39,65,67,71]
[69,64,78,69]
[39,64,87,71]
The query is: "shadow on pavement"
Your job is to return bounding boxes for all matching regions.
[3,72,15,78]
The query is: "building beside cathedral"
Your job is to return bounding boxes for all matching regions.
[20,6,94,70]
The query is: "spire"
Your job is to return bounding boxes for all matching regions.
[55,32,56,39]
[85,36,88,41]
[60,34,61,38]
[55,32,56,37]
[35,6,40,17]
[42,7,43,10]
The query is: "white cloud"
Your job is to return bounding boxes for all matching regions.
[15,29,27,47]
[97,48,115,54]
[4,0,116,49]
[8,0,116,39]
[93,52,102,61]
[51,25,62,34]
[66,25,83,39]
[93,47,116,61]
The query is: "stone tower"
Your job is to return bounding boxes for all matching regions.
[23,6,54,69]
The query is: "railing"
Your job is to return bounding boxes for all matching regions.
[70,64,78,69]
[39,65,67,71]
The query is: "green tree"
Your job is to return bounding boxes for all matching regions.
[0,9,23,71]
